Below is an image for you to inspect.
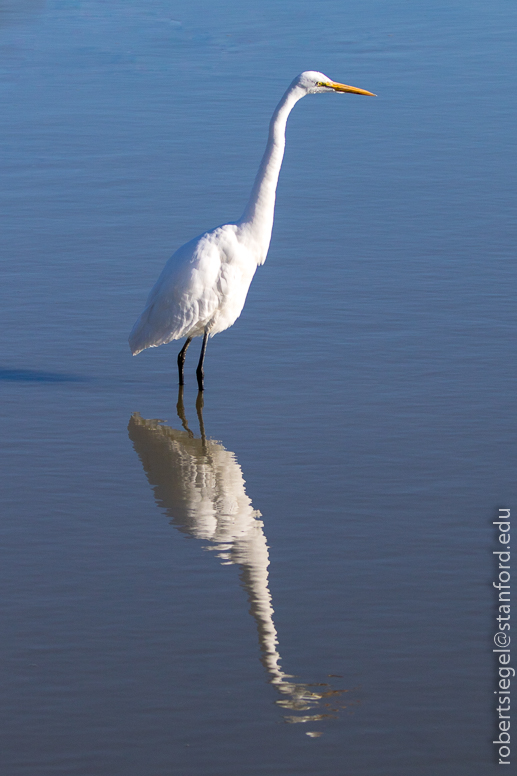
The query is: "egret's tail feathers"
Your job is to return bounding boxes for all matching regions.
[129,315,155,356]
[129,308,184,355]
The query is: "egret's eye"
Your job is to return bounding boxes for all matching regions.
[316,81,332,88]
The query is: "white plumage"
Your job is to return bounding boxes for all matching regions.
[130,225,256,350]
[129,71,375,389]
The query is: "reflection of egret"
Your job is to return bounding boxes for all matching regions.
[129,71,375,390]
[128,391,350,725]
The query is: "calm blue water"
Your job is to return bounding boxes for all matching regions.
[1,1,516,774]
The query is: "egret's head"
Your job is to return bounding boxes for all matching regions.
[295,71,376,96]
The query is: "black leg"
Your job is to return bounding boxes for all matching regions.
[196,329,209,392]
[177,337,192,386]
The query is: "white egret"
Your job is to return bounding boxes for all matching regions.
[129,71,375,390]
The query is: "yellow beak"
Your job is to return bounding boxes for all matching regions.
[327,81,376,96]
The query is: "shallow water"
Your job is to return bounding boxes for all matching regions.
[1,1,516,774]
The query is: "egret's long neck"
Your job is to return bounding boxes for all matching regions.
[239,83,305,259]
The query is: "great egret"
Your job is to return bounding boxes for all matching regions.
[129,71,375,390]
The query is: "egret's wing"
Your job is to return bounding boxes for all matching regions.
[129,231,224,354]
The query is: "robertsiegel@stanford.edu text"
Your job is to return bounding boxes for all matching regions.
[493,508,512,765]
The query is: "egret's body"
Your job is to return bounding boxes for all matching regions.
[129,71,375,389]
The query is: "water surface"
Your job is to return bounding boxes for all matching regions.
[1,1,516,774]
